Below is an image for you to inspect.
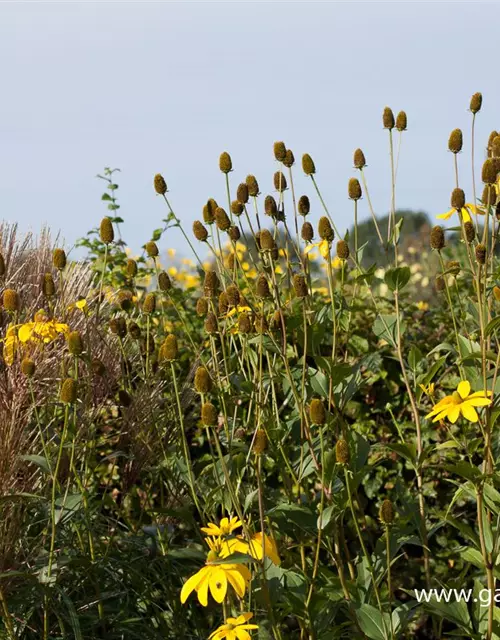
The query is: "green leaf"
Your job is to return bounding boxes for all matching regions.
[373,314,405,348]
[355,603,391,640]
[21,454,51,474]
[385,266,411,291]
[485,316,500,338]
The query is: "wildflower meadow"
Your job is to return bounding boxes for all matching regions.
[3,94,500,640]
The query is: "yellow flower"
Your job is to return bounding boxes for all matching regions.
[201,517,242,537]
[3,325,20,366]
[76,299,88,311]
[425,380,492,423]
[168,266,178,276]
[419,382,435,397]
[331,256,343,269]
[274,265,284,275]
[225,532,280,566]
[209,613,258,640]
[241,261,250,272]
[437,203,483,224]
[226,305,252,319]
[167,248,176,257]
[305,240,330,260]
[180,539,251,606]
[416,301,429,311]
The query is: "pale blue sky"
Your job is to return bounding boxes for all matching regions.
[1,2,498,256]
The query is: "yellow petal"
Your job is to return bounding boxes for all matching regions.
[460,208,472,223]
[457,380,471,399]
[447,404,461,424]
[467,397,492,408]
[436,209,455,220]
[18,324,33,343]
[180,568,205,603]
[208,568,228,603]
[460,402,479,422]
[319,240,330,260]
[225,568,246,598]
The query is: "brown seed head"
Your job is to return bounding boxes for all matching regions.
[67,330,84,356]
[42,273,56,297]
[92,358,106,376]
[194,366,212,393]
[302,153,316,175]
[238,312,252,334]
[254,314,269,334]
[451,188,465,210]
[163,334,178,361]
[270,309,283,332]
[482,158,498,184]
[448,128,463,153]
[193,220,208,242]
[264,195,278,217]
[293,274,308,298]
[205,312,218,334]
[310,398,326,425]
[470,92,482,114]
[203,199,217,224]
[464,221,476,243]
[246,175,259,197]
[318,216,334,242]
[231,201,244,216]
[236,183,249,204]
[383,107,395,129]
[298,195,310,216]
[475,243,487,265]
[196,297,209,316]
[488,131,499,157]
[158,271,172,291]
[117,289,133,311]
[253,428,267,454]
[109,317,127,338]
[203,270,219,297]
[154,173,167,195]
[128,321,141,339]
[283,149,295,168]
[335,439,350,464]
[228,226,240,242]
[482,185,496,206]
[492,136,500,158]
[145,241,159,258]
[218,291,229,315]
[256,274,271,298]
[215,207,231,231]
[0,253,5,277]
[395,111,407,131]
[226,285,240,307]
[273,141,287,162]
[301,221,314,242]
[53,248,67,270]
[337,239,350,260]
[21,357,36,377]
[99,217,114,244]
[274,171,287,192]
[446,260,460,277]
[348,177,362,200]
[430,225,445,250]
[435,275,445,292]
[201,402,218,426]
[379,499,395,525]
[353,148,366,169]
[259,229,276,251]
[60,378,78,404]
[143,293,156,314]
[127,259,138,278]
[219,151,232,173]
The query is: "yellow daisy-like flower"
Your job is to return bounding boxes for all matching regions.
[167,248,176,258]
[304,240,330,260]
[419,382,435,397]
[226,305,252,319]
[225,532,281,566]
[425,380,492,423]
[180,540,251,607]
[437,203,484,224]
[209,613,258,640]
[416,301,429,311]
[201,517,242,537]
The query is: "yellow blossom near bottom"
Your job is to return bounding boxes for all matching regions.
[425,380,492,423]
[209,613,258,640]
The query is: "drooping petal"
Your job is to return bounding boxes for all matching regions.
[457,380,471,399]
[208,567,228,603]
[232,613,254,625]
[225,567,248,598]
[234,630,252,640]
[447,404,461,424]
[436,209,455,220]
[180,567,205,603]
[460,208,472,223]
[460,402,479,422]
[467,397,492,408]
[197,568,212,606]
[18,324,34,343]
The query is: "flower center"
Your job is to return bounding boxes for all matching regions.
[206,550,219,563]
[452,391,463,404]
